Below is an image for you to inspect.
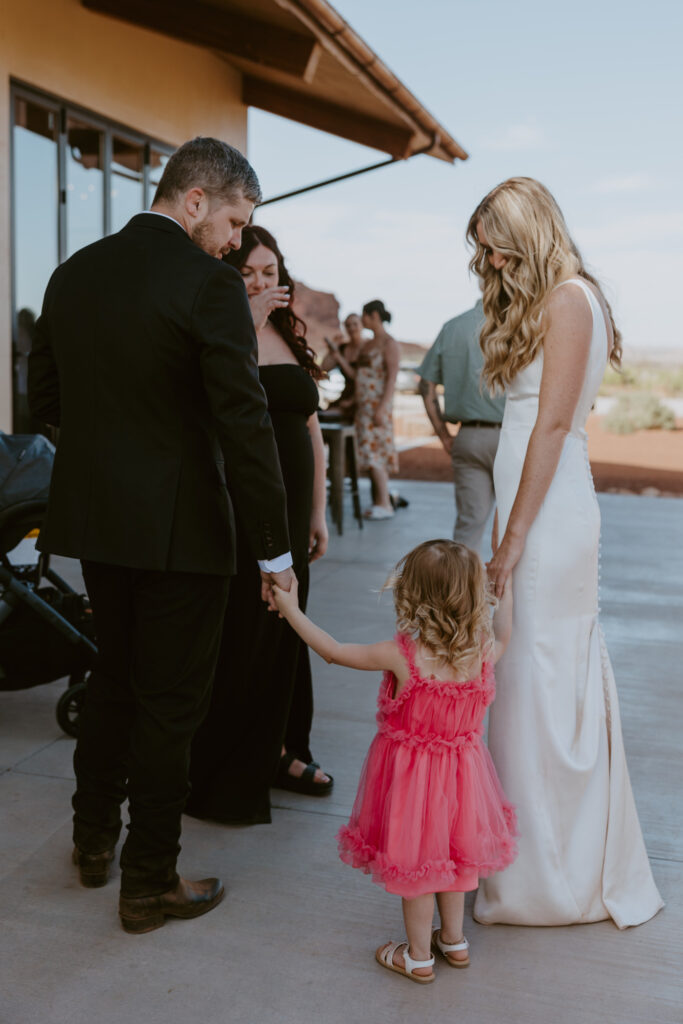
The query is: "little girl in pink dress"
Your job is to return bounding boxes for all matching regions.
[273,539,517,985]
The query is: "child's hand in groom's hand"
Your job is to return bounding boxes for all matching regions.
[272,577,300,619]
[261,567,296,612]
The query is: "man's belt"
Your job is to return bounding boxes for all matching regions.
[458,420,502,428]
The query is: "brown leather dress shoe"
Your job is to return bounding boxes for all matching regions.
[118,877,225,934]
[72,846,115,888]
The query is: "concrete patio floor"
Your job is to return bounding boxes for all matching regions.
[1,482,681,1024]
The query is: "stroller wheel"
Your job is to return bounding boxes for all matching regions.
[57,680,88,738]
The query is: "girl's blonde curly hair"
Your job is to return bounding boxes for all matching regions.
[467,176,622,394]
[388,540,495,676]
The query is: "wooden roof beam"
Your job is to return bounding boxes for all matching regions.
[82,0,320,79]
[242,76,415,157]
[274,0,468,161]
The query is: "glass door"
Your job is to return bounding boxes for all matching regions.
[65,116,105,258]
[12,94,60,432]
[111,135,145,233]
[9,83,174,430]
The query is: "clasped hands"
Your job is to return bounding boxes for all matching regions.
[272,576,300,619]
[260,566,297,612]
[486,520,525,599]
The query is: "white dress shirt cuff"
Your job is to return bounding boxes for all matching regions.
[258,552,293,573]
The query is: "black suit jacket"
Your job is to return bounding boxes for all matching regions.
[28,213,289,575]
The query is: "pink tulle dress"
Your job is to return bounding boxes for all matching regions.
[337,633,518,898]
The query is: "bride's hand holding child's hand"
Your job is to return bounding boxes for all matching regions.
[273,578,299,618]
[486,531,524,600]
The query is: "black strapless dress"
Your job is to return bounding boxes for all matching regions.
[187,364,319,824]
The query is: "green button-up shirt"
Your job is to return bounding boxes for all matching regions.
[417,300,505,424]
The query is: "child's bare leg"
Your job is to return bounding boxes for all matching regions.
[379,894,435,977]
[435,891,468,963]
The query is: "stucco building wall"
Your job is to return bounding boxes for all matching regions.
[1,0,247,429]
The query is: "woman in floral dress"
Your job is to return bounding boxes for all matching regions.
[355,299,400,520]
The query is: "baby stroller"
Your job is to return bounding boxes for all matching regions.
[0,432,97,737]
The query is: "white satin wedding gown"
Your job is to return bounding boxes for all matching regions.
[474,278,664,929]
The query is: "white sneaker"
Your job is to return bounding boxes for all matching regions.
[364,505,394,521]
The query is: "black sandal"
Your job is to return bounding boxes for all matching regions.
[273,752,334,796]
[390,491,410,510]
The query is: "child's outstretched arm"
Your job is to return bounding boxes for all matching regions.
[492,576,513,663]
[272,581,403,675]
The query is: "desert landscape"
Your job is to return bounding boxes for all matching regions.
[395,372,683,496]
[395,418,683,496]
[294,278,683,498]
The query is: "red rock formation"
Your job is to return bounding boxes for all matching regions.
[292,279,429,365]
[291,280,341,356]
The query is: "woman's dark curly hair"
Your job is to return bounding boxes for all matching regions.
[223,225,324,380]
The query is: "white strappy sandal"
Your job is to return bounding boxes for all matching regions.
[375,940,435,984]
[364,504,394,521]
[431,928,470,968]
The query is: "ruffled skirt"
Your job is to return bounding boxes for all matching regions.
[337,734,517,899]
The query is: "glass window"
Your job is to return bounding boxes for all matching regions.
[12,96,59,432]
[10,84,174,430]
[66,117,105,257]
[148,149,170,203]
[111,136,144,232]
[13,97,59,319]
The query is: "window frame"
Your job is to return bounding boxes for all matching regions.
[9,80,175,429]
[11,79,175,261]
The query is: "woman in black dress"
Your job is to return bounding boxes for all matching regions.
[186,226,332,825]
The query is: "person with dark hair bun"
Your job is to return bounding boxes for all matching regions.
[362,299,392,324]
[187,225,333,824]
[355,300,400,519]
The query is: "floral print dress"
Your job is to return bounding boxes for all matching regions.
[354,343,398,474]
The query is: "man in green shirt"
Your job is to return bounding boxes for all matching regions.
[417,299,505,551]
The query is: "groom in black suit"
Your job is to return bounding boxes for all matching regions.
[28,137,293,933]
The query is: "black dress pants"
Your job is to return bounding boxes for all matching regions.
[73,561,229,897]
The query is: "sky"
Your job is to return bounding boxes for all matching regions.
[248,0,683,353]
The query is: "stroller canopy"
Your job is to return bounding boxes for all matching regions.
[0,433,54,522]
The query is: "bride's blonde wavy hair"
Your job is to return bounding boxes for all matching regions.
[467,177,622,394]
[387,540,495,676]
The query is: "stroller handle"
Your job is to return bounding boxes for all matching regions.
[0,564,97,656]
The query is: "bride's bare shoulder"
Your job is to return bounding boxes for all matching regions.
[547,280,591,312]
[548,279,614,354]
[545,282,592,335]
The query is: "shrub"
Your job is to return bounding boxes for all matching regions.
[603,393,676,434]
[599,365,639,394]
[652,367,683,396]
[599,363,683,396]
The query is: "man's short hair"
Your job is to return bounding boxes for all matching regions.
[153,137,262,206]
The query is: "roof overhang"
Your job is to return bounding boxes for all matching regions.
[81,0,467,163]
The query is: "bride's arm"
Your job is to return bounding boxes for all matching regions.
[487,285,592,597]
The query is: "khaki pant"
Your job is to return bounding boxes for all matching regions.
[450,425,501,552]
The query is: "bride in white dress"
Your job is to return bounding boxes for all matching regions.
[468,178,663,928]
